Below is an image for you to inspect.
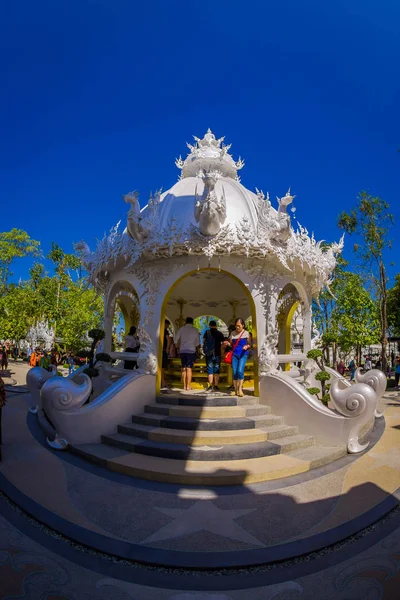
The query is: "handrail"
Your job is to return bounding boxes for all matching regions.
[109,351,139,361]
[277,353,307,363]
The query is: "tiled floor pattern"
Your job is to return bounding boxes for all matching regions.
[1,363,400,598]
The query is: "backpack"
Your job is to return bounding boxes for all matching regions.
[203,330,215,356]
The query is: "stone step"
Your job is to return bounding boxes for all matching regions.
[99,445,346,485]
[156,394,259,407]
[286,444,347,467]
[101,432,298,461]
[144,403,270,419]
[116,422,299,446]
[70,442,132,466]
[131,412,284,431]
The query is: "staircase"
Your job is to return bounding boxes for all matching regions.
[71,392,347,485]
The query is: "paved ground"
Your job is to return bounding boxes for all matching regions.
[1,362,400,598]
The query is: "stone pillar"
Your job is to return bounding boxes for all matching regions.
[103,309,113,353]
[303,304,312,353]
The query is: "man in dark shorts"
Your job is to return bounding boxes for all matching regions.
[203,320,225,392]
[175,317,200,391]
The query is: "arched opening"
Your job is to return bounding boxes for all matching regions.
[158,268,258,394]
[277,283,302,370]
[107,282,140,351]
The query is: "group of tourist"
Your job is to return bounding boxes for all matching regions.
[161,317,252,395]
[28,348,76,374]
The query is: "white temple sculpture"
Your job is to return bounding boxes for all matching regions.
[39,129,383,466]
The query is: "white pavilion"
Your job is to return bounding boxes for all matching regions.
[29,130,385,484]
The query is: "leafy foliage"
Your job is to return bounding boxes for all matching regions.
[306,349,331,399]
[0,229,41,291]
[338,191,393,370]
[0,236,103,351]
[387,274,400,336]
[313,256,380,362]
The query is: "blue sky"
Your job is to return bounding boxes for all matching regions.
[1,0,399,282]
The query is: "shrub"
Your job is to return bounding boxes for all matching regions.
[308,387,320,396]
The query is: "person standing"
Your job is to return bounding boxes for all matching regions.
[124,326,140,370]
[161,320,173,389]
[203,320,225,392]
[67,353,75,375]
[337,360,345,376]
[349,358,357,381]
[175,317,200,391]
[0,347,8,372]
[365,356,372,371]
[29,348,39,367]
[395,358,400,390]
[39,351,51,371]
[224,318,252,397]
[0,375,6,461]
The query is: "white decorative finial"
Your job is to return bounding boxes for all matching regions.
[176,130,244,179]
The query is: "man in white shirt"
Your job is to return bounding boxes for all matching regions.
[175,317,200,391]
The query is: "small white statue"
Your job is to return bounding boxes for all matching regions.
[259,328,279,375]
[124,191,151,243]
[194,173,227,236]
[277,188,296,214]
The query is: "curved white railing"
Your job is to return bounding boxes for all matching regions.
[41,367,156,446]
[26,365,57,407]
[325,366,386,419]
[260,370,378,453]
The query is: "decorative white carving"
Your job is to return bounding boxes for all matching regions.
[136,327,157,375]
[75,131,344,307]
[311,325,322,349]
[176,128,244,180]
[26,321,55,351]
[354,367,387,418]
[26,365,57,405]
[329,379,378,453]
[194,173,227,236]
[41,374,92,412]
[259,327,279,375]
[277,188,295,214]
[124,189,162,244]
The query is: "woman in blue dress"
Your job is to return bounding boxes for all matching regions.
[225,318,252,397]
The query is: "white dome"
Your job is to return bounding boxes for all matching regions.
[155,175,260,233]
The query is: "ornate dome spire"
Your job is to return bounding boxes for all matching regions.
[175,129,244,180]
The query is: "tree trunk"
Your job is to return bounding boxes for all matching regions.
[333,342,337,370]
[380,261,388,373]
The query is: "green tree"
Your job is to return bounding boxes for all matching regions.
[57,284,103,352]
[46,242,84,337]
[387,274,400,336]
[338,192,393,371]
[0,229,41,291]
[313,258,379,364]
[0,283,38,341]
[334,271,380,360]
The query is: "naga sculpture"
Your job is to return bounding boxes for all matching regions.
[41,373,92,412]
[136,327,158,375]
[74,240,95,280]
[124,191,150,243]
[354,367,387,418]
[259,327,279,375]
[330,379,378,453]
[26,365,57,408]
[257,188,294,243]
[124,189,162,243]
[194,173,227,236]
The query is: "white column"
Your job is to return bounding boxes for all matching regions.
[303,304,312,353]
